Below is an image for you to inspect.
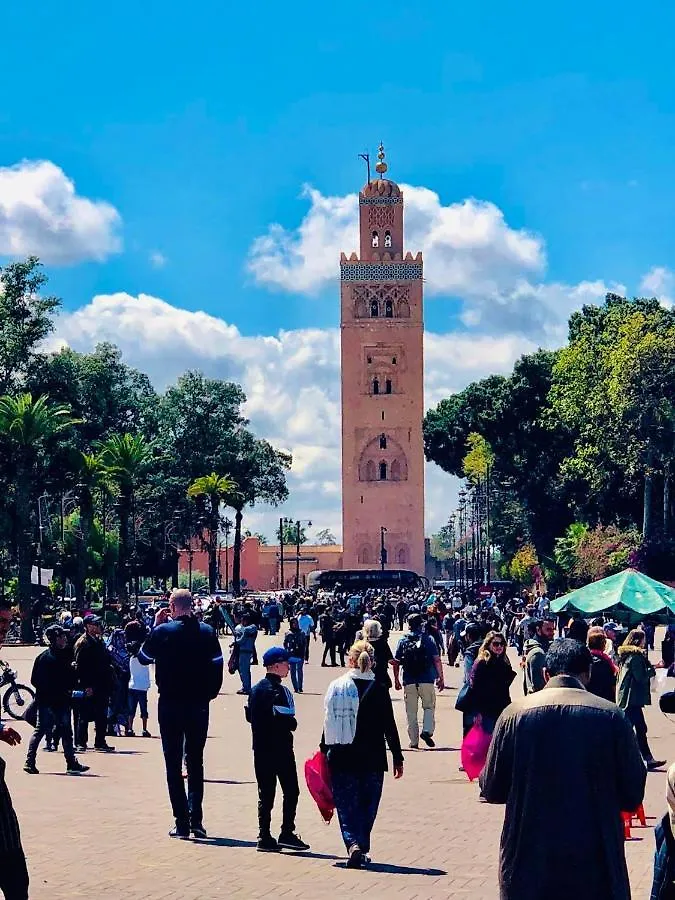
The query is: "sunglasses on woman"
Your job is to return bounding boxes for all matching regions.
[491,641,505,648]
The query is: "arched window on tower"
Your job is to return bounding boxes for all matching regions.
[397,546,409,565]
[379,461,387,481]
[372,378,380,395]
[384,231,392,248]
[359,545,372,565]
[379,434,387,450]
[370,300,379,317]
[365,460,376,481]
[385,378,392,394]
[371,231,379,248]
[391,459,402,481]
[385,299,393,318]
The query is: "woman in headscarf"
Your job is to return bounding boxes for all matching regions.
[617,628,665,770]
[358,619,393,689]
[106,628,130,737]
[320,641,403,868]
[650,762,675,899]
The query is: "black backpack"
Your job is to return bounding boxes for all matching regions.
[399,635,429,680]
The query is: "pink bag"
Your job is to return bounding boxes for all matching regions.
[461,718,492,782]
[304,751,334,823]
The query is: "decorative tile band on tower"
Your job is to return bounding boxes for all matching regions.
[340,262,424,281]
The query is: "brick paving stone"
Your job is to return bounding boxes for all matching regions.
[0,632,672,898]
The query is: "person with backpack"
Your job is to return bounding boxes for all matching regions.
[392,614,444,749]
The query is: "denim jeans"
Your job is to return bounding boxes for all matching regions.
[27,705,76,765]
[289,659,304,692]
[158,697,209,829]
[239,651,253,693]
[331,769,384,854]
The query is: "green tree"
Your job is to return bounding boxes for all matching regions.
[72,452,110,603]
[277,521,309,546]
[99,433,154,602]
[553,522,589,583]
[315,528,336,546]
[187,473,239,592]
[0,258,60,393]
[0,394,78,640]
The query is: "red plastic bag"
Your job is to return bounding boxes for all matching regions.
[304,751,334,823]
[461,718,492,782]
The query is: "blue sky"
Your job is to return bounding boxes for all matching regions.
[1,0,674,538]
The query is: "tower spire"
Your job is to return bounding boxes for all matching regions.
[375,142,388,177]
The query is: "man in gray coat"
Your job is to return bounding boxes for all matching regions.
[481,639,646,900]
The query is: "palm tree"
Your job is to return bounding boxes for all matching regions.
[99,433,153,602]
[187,473,238,592]
[73,452,109,605]
[0,394,79,641]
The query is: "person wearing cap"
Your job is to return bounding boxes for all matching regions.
[73,615,116,753]
[391,614,444,749]
[138,589,223,839]
[247,647,310,853]
[24,625,90,776]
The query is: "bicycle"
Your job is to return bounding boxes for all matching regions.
[0,660,35,719]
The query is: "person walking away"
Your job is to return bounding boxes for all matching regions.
[321,640,403,868]
[234,613,258,696]
[392,614,444,749]
[0,600,29,899]
[481,639,647,900]
[469,631,515,735]
[524,617,555,694]
[617,628,665,770]
[107,628,131,737]
[297,609,315,662]
[650,762,675,899]
[73,615,116,753]
[283,618,307,693]
[268,600,281,636]
[395,598,407,632]
[457,622,484,737]
[361,620,393,689]
[24,625,89,776]
[247,647,310,853]
[127,644,152,737]
[138,589,223,839]
[586,626,618,703]
[319,609,337,667]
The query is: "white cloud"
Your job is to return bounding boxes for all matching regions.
[248,184,544,301]
[51,292,535,542]
[0,160,121,264]
[149,251,167,268]
[640,266,674,308]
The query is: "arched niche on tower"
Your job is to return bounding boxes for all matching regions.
[358,436,408,482]
[358,544,373,564]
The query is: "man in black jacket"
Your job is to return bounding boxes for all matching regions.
[24,625,89,776]
[73,615,115,753]
[138,589,223,839]
[248,647,309,853]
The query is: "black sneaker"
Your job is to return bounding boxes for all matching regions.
[347,844,364,868]
[420,732,436,748]
[66,761,90,775]
[23,762,39,775]
[648,759,667,771]
[169,826,190,839]
[257,835,281,852]
[44,742,56,752]
[278,832,310,851]
[74,745,87,753]
[94,743,116,753]
[191,824,207,839]
[125,728,135,737]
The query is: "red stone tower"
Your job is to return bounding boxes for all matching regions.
[340,145,425,574]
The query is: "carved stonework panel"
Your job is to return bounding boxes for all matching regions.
[368,205,395,228]
[352,284,411,319]
[341,262,423,281]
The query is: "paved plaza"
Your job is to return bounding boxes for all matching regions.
[0,633,671,899]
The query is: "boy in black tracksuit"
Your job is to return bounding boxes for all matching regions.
[247,647,310,853]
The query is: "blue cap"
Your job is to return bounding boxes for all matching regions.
[263,647,289,667]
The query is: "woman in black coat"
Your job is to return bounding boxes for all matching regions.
[470,631,516,734]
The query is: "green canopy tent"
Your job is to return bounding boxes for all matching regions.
[550,568,675,625]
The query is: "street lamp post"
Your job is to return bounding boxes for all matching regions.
[380,526,387,571]
[279,516,285,589]
[223,518,232,592]
[458,489,467,592]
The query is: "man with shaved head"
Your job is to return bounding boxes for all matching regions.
[139,589,224,839]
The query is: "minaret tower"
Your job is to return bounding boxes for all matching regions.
[340,145,425,574]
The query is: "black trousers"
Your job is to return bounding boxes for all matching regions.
[75,694,108,748]
[322,640,336,666]
[254,748,299,839]
[0,850,29,900]
[624,705,654,761]
[158,697,209,829]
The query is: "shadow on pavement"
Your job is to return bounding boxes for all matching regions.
[204,779,255,784]
[335,861,447,876]
[196,837,257,848]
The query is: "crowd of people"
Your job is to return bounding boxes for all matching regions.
[2,582,675,897]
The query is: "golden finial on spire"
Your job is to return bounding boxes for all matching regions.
[375,141,388,176]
